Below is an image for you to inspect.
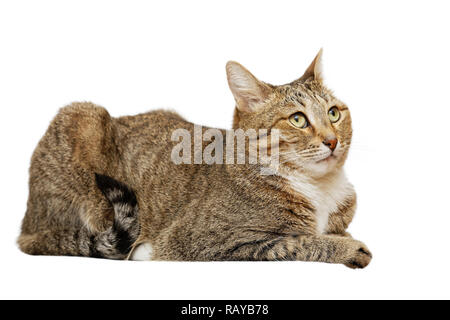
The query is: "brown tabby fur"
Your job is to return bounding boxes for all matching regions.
[18,50,372,268]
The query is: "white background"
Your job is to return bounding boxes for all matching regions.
[1,0,449,300]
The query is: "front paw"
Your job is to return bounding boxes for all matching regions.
[344,241,372,269]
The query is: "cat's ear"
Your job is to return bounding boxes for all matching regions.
[299,48,324,82]
[226,61,271,113]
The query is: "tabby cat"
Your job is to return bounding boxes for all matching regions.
[18,50,372,268]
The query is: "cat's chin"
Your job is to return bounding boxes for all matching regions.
[304,156,340,178]
[317,154,338,164]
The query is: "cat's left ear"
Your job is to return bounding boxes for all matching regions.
[299,48,324,82]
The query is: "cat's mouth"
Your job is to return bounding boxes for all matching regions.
[317,154,337,163]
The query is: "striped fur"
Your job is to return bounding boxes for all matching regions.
[18,174,139,259]
[226,233,371,268]
[93,174,140,259]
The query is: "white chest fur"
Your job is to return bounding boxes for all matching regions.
[283,170,354,234]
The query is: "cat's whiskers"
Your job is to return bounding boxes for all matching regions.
[302,152,330,160]
[278,149,327,166]
[280,155,303,165]
[280,149,318,157]
[298,150,322,156]
[284,147,331,161]
[278,150,300,158]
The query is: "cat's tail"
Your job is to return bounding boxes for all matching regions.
[91,173,141,258]
[18,174,140,260]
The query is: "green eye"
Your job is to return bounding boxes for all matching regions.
[328,107,340,123]
[289,112,308,128]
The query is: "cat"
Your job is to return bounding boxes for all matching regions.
[18,50,372,268]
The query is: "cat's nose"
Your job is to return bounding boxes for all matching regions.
[323,136,338,152]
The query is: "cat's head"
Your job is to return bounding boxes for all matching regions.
[227,50,352,178]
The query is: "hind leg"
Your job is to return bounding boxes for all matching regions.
[19,174,140,259]
[18,229,92,257]
[55,102,122,232]
[19,103,125,257]
[21,103,121,236]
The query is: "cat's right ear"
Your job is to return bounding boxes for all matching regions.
[298,49,324,82]
[226,61,271,113]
